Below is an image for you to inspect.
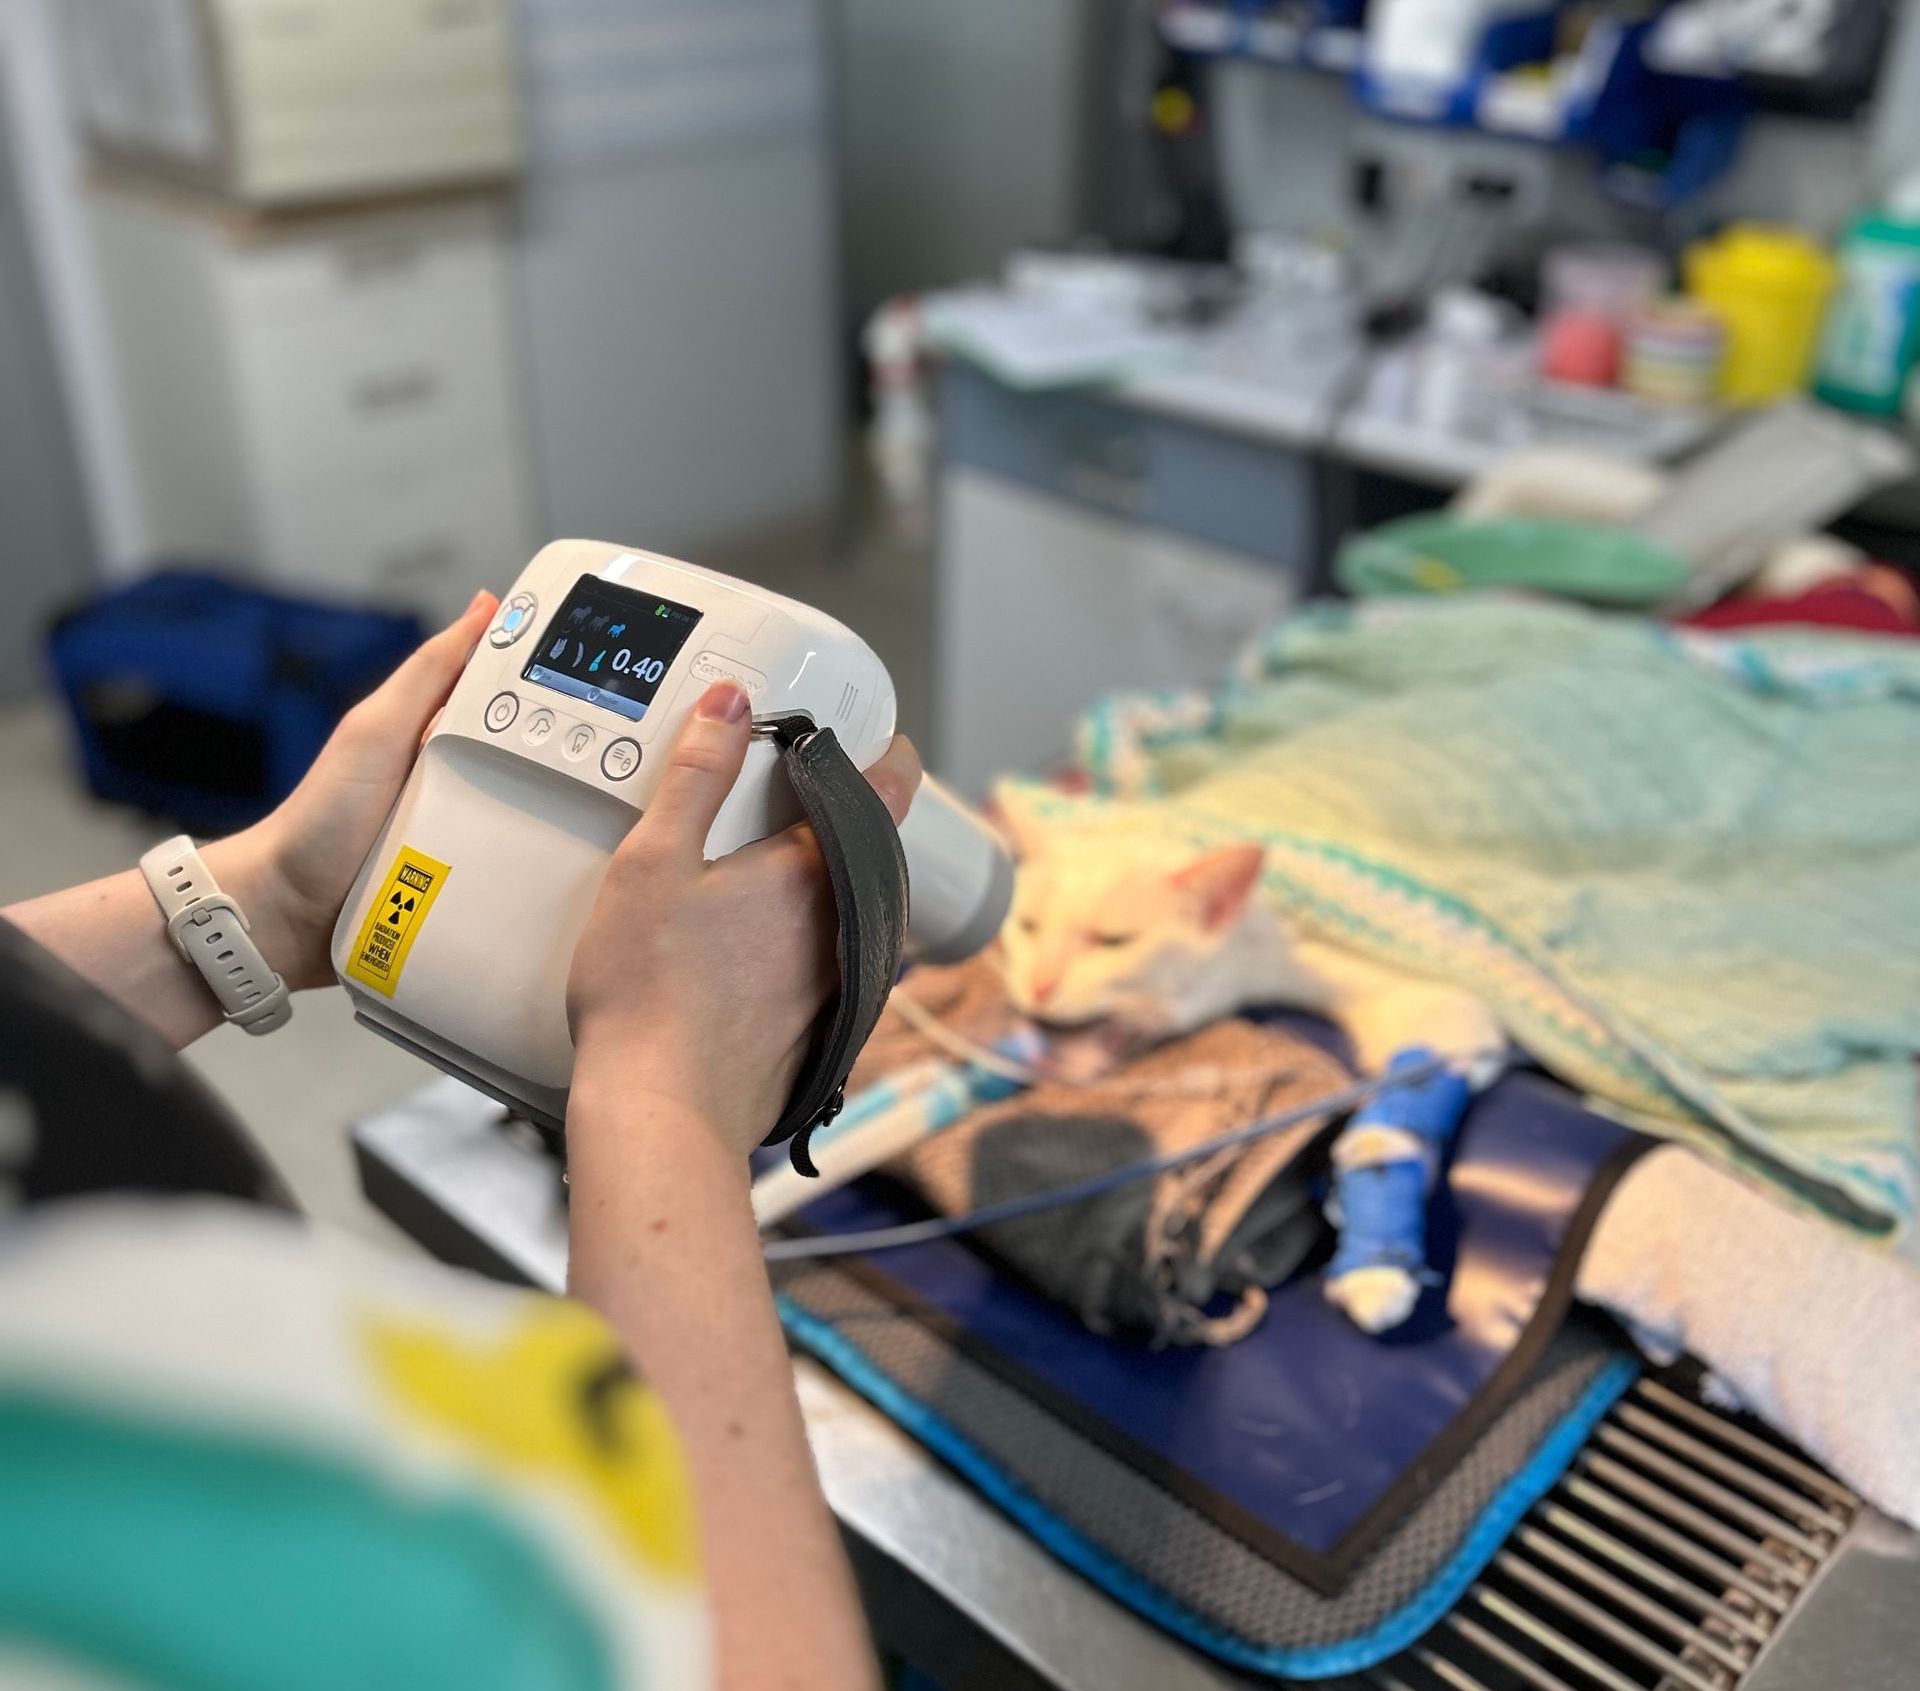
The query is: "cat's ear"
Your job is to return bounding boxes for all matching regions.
[1172,843,1265,932]
[991,781,1052,861]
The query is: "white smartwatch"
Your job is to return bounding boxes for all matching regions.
[139,836,293,1035]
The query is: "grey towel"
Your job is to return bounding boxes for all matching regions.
[860,962,1355,1346]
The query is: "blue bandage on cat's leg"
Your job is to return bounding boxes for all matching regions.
[1325,1047,1475,1335]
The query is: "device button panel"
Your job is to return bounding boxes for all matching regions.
[489,593,539,648]
[601,738,641,782]
[468,681,652,804]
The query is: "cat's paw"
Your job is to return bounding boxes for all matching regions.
[1326,1266,1421,1334]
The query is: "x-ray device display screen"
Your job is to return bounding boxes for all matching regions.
[522,575,703,722]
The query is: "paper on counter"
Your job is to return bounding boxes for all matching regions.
[922,289,1196,391]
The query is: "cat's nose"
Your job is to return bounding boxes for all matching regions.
[1032,974,1058,1004]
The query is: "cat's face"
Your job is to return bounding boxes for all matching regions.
[994,790,1266,1043]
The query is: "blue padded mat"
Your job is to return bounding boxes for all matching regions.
[781,1060,1646,1593]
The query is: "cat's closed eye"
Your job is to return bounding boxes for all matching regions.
[1017,915,1040,936]
[1090,931,1137,949]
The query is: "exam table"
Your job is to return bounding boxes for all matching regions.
[355,1078,1920,1691]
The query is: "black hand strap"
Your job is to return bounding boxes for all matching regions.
[754,714,909,1178]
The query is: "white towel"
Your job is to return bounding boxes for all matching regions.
[1576,1146,1920,1527]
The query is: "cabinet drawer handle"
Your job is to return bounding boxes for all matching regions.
[423,0,487,29]
[1062,463,1149,516]
[351,368,441,413]
[336,242,424,284]
[376,539,458,582]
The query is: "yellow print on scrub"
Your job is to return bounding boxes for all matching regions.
[365,1300,701,1584]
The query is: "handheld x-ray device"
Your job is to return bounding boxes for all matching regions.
[332,540,1013,1157]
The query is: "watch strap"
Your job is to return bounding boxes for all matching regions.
[139,837,293,1035]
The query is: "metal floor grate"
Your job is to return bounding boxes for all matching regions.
[1340,1377,1861,1691]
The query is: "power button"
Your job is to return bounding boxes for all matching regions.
[484,691,520,732]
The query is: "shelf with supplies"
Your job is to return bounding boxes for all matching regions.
[1158,2,1751,207]
[1156,2,1363,74]
[1157,2,1629,144]
[1160,0,1881,166]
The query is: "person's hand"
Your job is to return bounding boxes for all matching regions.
[567,680,923,1159]
[203,591,499,990]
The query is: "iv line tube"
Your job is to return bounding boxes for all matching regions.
[761,1057,1443,1263]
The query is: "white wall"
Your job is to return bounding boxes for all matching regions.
[1869,0,1920,190]
[512,139,843,555]
[831,0,1096,330]
[509,0,843,556]
[0,0,138,571]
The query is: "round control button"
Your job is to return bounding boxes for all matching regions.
[488,592,539,649]
[601,737,641,782]
[484,691,520,732]
[562,723,597,762]
[522,708,556,747]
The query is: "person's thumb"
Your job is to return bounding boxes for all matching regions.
[637,682,753,861]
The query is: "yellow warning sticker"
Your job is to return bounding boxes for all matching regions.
[346,846,452,996]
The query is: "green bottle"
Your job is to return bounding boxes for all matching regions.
[1816,198,1920,416]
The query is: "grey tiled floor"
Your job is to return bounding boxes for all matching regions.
[0,511,932,1246]
[0,703,424,1246]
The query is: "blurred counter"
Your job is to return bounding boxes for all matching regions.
[920,280,1720,794]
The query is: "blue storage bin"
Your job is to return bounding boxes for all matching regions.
[46,570,424,831]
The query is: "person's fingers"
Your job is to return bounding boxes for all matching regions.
[730,823,828,903]
[352,590,498,742]
[864,734,924,827]
[631,681,752,863]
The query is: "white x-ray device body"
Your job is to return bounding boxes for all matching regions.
[332,540,1013,1127]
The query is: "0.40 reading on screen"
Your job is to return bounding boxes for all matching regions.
[521,576,703,724]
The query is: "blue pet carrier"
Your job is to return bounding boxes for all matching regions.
[47,570,425,832]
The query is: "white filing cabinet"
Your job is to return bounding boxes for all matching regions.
[88,182,535,618]
[63,0,521,208]
[934,363,1312,797]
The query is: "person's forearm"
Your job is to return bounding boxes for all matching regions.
[1,827,308,1051]
[565,1067,879,1691]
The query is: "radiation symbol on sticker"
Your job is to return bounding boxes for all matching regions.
[346,847,452,996]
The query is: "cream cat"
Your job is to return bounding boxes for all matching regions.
[994,789,1507,1332]
[994,791,1505,1084]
